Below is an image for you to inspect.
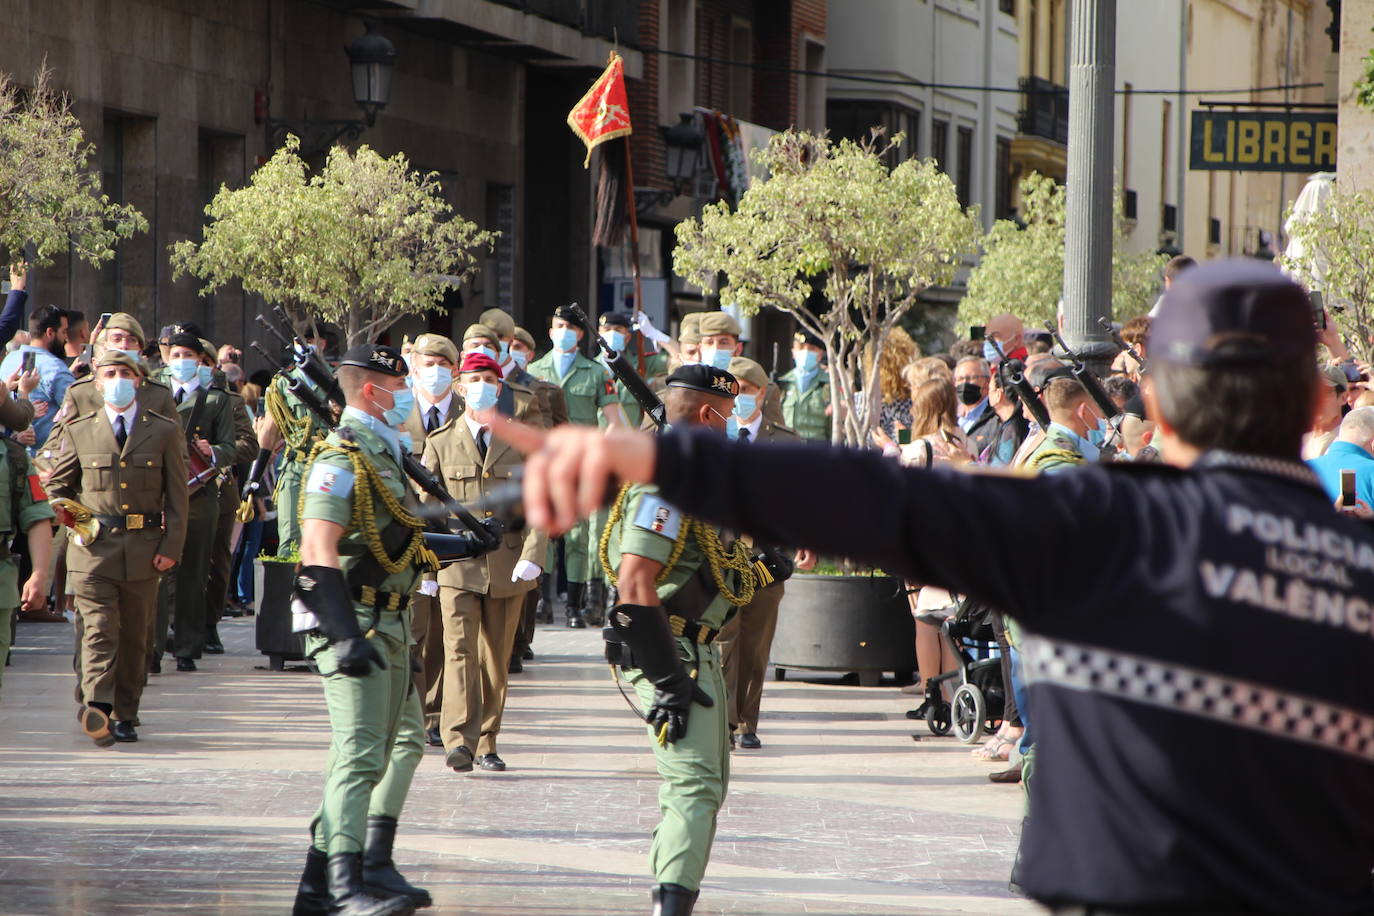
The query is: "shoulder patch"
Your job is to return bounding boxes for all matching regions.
[631,494,683,540]
[305,461,355,499]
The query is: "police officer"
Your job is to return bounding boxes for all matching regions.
[780,329,831,442]
[506,260,1374,915]
[290,343,429,916]
[600,364,755,916]
[48,351,187,746]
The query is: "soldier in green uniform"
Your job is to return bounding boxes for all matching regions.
[0,434,55,700]
[780,329,832,442]
[599,310,668,429]
[152,332,238,672]
[602,364,757,916]
[527,305,625,628]
[1020,373,1102,475]
[291,344,430,916]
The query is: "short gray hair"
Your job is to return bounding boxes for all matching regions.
[1338,406,1374,444]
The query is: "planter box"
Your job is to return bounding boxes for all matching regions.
[254,558,304,670]
[771,574,916,687]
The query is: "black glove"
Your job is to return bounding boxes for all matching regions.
[296,564,386,678]
[609,604,715,746]
[647,670,714,746]
[332,635,387,677]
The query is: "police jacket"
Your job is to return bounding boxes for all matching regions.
[650,428,1374,915]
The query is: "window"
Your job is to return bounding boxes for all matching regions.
[996,137,1013,220]
[726,18,753,119]
[999,0,1016,13]
[956,126,974,207]
[659,0,696,126]
[99,117,124,314]
[931,119,949,172]
[486,184,516,311]
[797,37,826,131]
[826,100,920,163]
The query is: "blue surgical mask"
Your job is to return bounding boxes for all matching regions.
[417,365,453,398]
[376,386,414,428]
[100,376,136,409]
[464,380,499,411]
[982,340,1001,364]
[198,366,214,388]
[499,340,510,362]
[550,327,578,352]
[726,417,740,440]
[732,393,757,419]
[700,345,734,371]
[471,345,498,362]
[114,348,142,363]
[169,358,198,383]
[602,330,627,353]
[510,349,529,370]
[793,349,819,372]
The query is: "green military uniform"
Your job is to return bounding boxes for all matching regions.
[780,366,831,442]
[204,386,259,644]
[1023,422,1088,475]
[605,482,757,895]
[300,407,428,856]
[0,440,55,696]
[265,370,330,552]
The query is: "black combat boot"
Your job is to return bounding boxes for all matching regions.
[362,815,432,908]
[291,846,329,916]
[650,883,699,916]
[535,574,555,623]
[565,582,587,629]
[584,579,607,627]
[326,851,416,916]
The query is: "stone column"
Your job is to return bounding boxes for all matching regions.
[1339,0,1374,192]
[1062,0,1117,372]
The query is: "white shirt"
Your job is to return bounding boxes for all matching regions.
[105,402,138,438]
[419,391,454,428]
[173,377,201,402]
[742,414,763,442]
[464,412,492,453]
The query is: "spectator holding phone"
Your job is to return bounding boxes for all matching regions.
[1307,405,1374,519]
[0,305,74,452]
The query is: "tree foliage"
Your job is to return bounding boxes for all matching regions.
[674,130,981,447]
[0,66,146,269]
[1279,186,1374,365]
[170,137,496,348]
[959,172,1166,327]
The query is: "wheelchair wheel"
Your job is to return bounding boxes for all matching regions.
[952,683,987,744]
[926,701,952,736]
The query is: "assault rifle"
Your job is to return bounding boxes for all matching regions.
[567,302,668,431]
[1098,316,1147,372]
[987,336,1051,430]
[1043,321,1123,421]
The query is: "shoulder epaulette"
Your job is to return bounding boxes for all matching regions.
[144,409,177,424]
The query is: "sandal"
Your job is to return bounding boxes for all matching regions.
[973,734,1015,761]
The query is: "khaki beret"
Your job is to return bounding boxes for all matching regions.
[463,323,499,345]
[727,356,769,390]
[697,311,742,339]
[100,312,146,346]
[679,312,703,345]
[478,308,516,339]
[199,338,217,361]
[95,350,142,372]
[513,327,536,350]
[1320,364,1349,391]
[411,333,459,366]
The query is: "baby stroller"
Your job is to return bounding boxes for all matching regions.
[914,596,1005,743]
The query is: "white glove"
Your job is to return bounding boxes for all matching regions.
[634,311,671,344]
[511,560,542,583]
[419,579,439,597]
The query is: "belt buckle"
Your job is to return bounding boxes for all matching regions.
[126,514,145,530]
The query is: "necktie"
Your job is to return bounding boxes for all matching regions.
[476,426,489,460]
[426,406,441,433]
[739,427,751,444]
[115,414,127,449]
[175,388,185,405]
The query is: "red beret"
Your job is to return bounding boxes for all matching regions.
[459,352,503,376]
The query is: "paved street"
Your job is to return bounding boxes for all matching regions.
[0,615,1037,916]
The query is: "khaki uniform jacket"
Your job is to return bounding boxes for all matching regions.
[421,411,546,599]
[508,368,566,428]
[47,406,189,580]
[54,375,177,432]
[402,389,462,452]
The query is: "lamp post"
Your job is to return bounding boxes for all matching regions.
[267,21,397,157]
[636,113,705,213]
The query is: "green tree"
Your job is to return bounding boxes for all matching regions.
[1279,186,1374,365]
[170,137,496,348]
[0,66,146,268]
[959,172,1166,328]
[674,130,980,447]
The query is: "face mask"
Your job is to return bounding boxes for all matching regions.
[499,340,510,362]
[470,345,497,362]
[732,393,757,419]
[550,327,578,352]
[793,349,819,372]
[198,366,214,388]
[168,358,198,383]
[700,346,733,371]
[725,417,740,440]
[982,340,1001,364]
[956,382,984,406]
[417,365,453,398]
[403,374,414,389]
[374,386,414,428]
[464,380,499,411]
[100,376,136,409]
[113,348,141,363]
[602,330,627,353]
[510,349,529,370]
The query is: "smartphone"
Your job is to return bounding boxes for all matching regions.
[1341,469,1357,508]
[1311,291,1326,330]
[897,428,911,446]
[21,351,34,374]
[969,325,986,341]
[99,311,113,329]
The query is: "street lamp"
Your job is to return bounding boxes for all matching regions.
[636,113,705,213]
[267,22,397,156]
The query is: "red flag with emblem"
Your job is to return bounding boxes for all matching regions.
[567,53,633,168]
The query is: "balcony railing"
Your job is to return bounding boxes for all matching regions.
[1017,76,1069,146]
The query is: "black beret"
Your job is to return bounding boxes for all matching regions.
[1123,391,1148,420]
[338,344,408,378]
[666,365,738,398]
[161,322,204,342]
[794,329,824,349]
[600,310,634,329]
[553,304,584,325]
[167,332,203,353]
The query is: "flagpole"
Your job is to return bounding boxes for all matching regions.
[620,136,647,375]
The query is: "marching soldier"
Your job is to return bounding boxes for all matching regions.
[421,351,546,772]
[601,365,755,916]
[290,343,430,916]
[152,332,237,672]
[780,329,831,442]
[50,314,177,429]
[527,306,625,628]
[48,351,187,745]
[598,311,668,429]
[0,430,54,701]
[459,324,547,427]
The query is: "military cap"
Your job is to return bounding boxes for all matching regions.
[478,308,516,339]
[513,327,536,350]
[339,343,408,377]
[95,350,142,372]
[100,312,146,345]
[679,313,703,345]
[1149,260,1316,369]
[459,352,503,376]
[667,364,738,398]
[463,323,500,345]
[411,332,459,366]
[552,304,583,325]
[166,331,203,353]
[600,310,634,330]
[727,356,769,390]
[697,311,742,339]
[199,338,217,361]
[160,321,205,342]
[794,329,824,350]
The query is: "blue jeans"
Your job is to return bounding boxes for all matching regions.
[233,520,265,605]
[1009,646,1032,752]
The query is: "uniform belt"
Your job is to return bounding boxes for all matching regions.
[668,614,718,645]
[94,513,162,531]
[353,585,410,614]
